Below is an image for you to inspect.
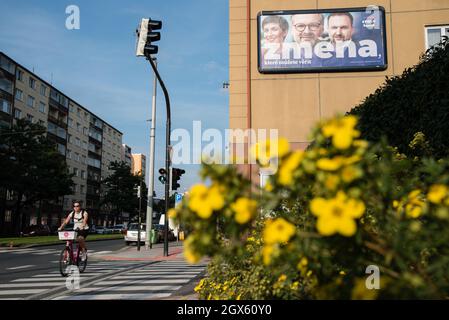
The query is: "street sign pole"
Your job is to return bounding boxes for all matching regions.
[137,181,142,251]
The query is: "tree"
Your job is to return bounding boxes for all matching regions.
[0,119,74,235]
[349,38,449,158]
[101,161,145,223]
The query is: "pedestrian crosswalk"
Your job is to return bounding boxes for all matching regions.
[0,247,112,257]
[0,261,140,300]
[52,260,207,300]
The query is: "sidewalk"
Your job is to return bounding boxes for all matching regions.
[92,242,186,262]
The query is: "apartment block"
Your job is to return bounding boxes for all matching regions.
[0,52,124,233]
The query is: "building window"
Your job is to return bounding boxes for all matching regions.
[77,123,81,132]
[72,184,77,194]
[80,185,85,194]
[26,114,33,123]
[27,95,35,108]
[67,149,72,159]
[426,25,449,49]
[5,210,12,223]
[82,141,88,150]
[57,143,66,155]
[15,89,23,101]
[73,167,79,176]
[0,98,11,114]
[75,152,80,162]
[16,69,24,82]
[39,101,46,113]
[75,137,81,147]
[14,109,22,119]
[69,104,75,113]
[77,108,81,117]
[67,134,72,144]
[38,120,45,126]
[0,78,13,94]
[40,84,47,96]
[29,77,36,90]
[68,118,73,128]
[83,127,88,136]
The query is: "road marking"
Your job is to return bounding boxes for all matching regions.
[89,251,112,255]
[0,282,65,288]
[6,265,35,270]
[95,279,191,286]
[72,285,182,293]
[53,293,172,300]
[0,289,45,295]
[111,275,200,280]
[13,278,68,282]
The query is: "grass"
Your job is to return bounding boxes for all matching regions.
[0,234,124,247]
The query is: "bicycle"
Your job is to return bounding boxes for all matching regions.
[58,228,88,277]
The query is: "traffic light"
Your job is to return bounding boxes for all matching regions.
[158,168,167,184]
[171,168,185,191]
[136,18,162,57]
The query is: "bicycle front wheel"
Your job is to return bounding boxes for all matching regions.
[59,247,72,277]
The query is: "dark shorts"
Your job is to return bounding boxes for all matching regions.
[77,229,88,239]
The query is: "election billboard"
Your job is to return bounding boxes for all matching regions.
[258,6,388,73]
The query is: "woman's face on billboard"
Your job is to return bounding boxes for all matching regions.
[263,23,287,43]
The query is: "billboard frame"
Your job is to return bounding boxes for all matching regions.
[257,6,388,74]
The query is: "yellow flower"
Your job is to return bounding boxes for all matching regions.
[188,183,225,219]
[167,208,177,219]
[325,174,340,190]
[262,245,274,265]
[317,157,345,171]
[184,236,202,264]
[310,191,365,237]
[231,197,258,224]
[263,218,296,245]
[405,189,425,219]
[322,115,360,150]
[194,279,205,292]
[351,278,379,300]
[278,274,287,282]
[339,271,346,276]
[341,166,361,183]
[265,181,274,192]
[278,150,304,186]
[427,184,448,204]
[291,281,299,290]
[251,138,290,166]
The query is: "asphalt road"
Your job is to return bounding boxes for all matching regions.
[0,239,126,283]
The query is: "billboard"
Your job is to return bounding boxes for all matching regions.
[258,6,388,73]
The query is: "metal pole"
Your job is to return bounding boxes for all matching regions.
[147,56,171,257]
[137,181,142,251]
[145,58,157,251]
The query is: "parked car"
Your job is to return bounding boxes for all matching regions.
[21,224,51,237]
[95,226,108,234]
[153,224,176,242]
[111,224,125,234]
[124,223,146,245]
[88,225,97,234]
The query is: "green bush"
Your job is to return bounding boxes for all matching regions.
[349,39,449,159]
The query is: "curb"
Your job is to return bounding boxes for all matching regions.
[0,237,124,249]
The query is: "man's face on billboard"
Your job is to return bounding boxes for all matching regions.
[291,14,323,46]
[328,15,354,43]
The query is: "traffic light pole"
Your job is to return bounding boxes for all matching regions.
[145,58,157,251]
[147,55,171,257]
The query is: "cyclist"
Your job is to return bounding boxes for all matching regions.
[58,201,89,261]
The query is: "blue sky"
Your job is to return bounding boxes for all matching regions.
[0,0,229,197]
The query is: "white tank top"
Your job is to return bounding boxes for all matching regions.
[70,210,89,230]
